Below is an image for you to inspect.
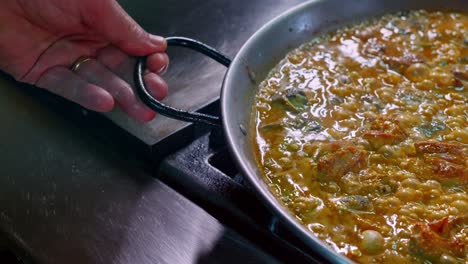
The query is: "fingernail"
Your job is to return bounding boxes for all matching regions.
[157,63,169,75]
[150,35,166,47]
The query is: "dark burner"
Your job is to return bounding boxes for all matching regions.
[159,130,329,264]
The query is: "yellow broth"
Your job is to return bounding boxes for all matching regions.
[252,10,467,263]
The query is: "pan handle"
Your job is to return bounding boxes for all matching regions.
[134,37,232,127]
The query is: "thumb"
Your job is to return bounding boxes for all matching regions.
[82,0,166,56]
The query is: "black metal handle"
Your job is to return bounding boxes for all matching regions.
[134,37,232,127]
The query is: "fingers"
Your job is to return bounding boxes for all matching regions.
[73,59,157,123]
[82,0,166,56]
[36,57,166,122]
[35,41,169,122]
[96,46,169,100]
[143,73,169,100]
[147,53,170,75]
[36,67,114,112]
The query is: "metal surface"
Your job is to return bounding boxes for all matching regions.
[105,0,307,145]
[0,75,280,264]
[221,0,467,263]
[160,133,329,263]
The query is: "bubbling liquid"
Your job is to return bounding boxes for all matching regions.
[252,10,467,263]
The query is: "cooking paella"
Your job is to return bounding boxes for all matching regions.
[253,10,467,263]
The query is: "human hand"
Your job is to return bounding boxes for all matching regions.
[0,0,169,122]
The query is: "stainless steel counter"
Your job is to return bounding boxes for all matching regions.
[0,0,307,263]
[0,75,279,264]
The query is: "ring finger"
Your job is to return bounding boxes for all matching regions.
[96,46,169,100]
[74,58,157,122]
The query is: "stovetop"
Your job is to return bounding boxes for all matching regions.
[0,0,331,263]
[0,82,324,264]
[159,128,329,264]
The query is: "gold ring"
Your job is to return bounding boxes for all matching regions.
[70,56,93,72]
